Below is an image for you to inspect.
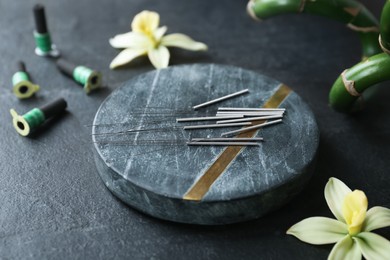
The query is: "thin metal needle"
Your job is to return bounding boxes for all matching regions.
[92,126,183,136]
[183,122,251,130]
[218,107,286,111]
[187,142,260,146]
[217,115,283,124]
[176,115,243,122]
[192,89,249,110]
[216,111,284,116]
[221,119,283,137]
[191,137,263,142]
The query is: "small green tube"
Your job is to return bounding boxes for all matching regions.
[12,72,30,85]
[73,65,102,94]
[34,31,52,53]
[23,108,46,129]
[10,108,45,136]
[73,66,93,85]
[11,71,40,99]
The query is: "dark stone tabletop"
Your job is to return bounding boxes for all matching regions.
[0,0,389,259]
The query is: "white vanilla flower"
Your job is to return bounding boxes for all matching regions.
[287,177,390,260]
[109,10,207,69]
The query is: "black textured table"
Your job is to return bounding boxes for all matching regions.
[0,0,389,259]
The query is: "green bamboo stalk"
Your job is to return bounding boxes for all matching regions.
[380,0,390,54]
[329,53,390,112]
[329,0,390,112]
[247,0,382,58]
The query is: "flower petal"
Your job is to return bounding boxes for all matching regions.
[328,235,362,260]
[325,177,352,222]
[161,33,208,51]
[148,45,170,69]
[363,206,390,232]
[131,10,159,35]
[154,26,167,41]
[342,190,368,235]
[109,48,147,69]
[354,232,390,260]
[109,32,152,49]
[287,217,348,245]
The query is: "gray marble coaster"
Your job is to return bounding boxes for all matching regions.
[92,64,319,225]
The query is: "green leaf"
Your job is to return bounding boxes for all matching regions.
[148,45,170,69]
[161,33,208,51]
[109,48,147,69]
[363,206,390,232]
[325,177,352,223]
[328,235,362,260]
[287,217,347,245]
[354,232,390,260]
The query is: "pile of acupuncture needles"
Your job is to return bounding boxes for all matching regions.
[177,107,285,146]
[92,89,286,147]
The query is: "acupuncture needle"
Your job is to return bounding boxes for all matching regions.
[92,126,183,136]
[187,142,260,146]
[221,119,283,137]
[96,141,261,147]
[85,118,177,127]
[218,107,286,111]
[216,111,284,116]
[183,122,251,130]
[216,115,283,124]
[94,138,264,145]
[193,89,249,110]
[94,139,190,144]
[191,137,263,142]
[176,115,244,122]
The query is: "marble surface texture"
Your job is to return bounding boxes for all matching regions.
[92,64,319,224]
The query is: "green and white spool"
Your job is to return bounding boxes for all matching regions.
[33,31,60,57]
[12,71,40,99]
[73,66,102,94]
[10,108,45,136]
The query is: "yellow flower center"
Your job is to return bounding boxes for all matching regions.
[131,10,159,37]
[130,10,162,49]
[342,190,368,235]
